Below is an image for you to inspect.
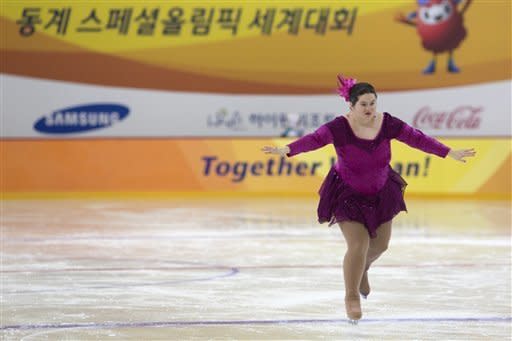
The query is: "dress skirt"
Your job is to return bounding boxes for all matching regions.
[317,167,408,238]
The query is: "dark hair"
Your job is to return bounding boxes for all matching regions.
[349,82,377,106]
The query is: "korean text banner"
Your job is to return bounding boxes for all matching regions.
[1,1,510,96]
[1,1,510,197]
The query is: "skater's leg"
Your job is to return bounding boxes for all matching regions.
[360,220,393,297]
[339,221,369,320]
[367,220,392,265]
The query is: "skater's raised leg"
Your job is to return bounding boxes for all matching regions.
[360,220,393,298]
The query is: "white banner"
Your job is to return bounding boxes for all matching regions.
[1,74,510,138]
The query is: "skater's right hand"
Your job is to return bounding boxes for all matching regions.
[261,146,290,156]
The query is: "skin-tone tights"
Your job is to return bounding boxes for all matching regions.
[339,220,392,299]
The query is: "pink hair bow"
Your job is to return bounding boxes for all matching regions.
[336,74,357,102]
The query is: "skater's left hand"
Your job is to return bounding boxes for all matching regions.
[448,148,476,163]
[261,145,290,156]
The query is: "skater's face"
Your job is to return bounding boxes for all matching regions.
[350,93,377,120]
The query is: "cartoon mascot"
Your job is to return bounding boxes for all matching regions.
[396,0,472,74]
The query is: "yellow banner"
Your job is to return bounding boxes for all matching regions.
[1,138,510,198]
[2,0,510,92]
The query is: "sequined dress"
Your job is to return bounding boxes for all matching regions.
[286,112,450,238]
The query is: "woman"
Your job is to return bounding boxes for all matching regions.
[262,75,475,323]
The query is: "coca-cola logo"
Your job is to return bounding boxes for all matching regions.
[413,106,483,129]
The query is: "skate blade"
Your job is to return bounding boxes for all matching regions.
[348,319,359,325]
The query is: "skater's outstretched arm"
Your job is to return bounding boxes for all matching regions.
[392,117,476,162]
[262,124,334,157]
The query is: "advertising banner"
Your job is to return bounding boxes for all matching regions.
[1,1,510,196]
[1,138,510,198]
[1,75,510,138]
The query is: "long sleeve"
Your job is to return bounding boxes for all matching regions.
[286,125,334,157]
[396,122,450,158]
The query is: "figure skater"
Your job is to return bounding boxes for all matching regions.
[261,75,475,324]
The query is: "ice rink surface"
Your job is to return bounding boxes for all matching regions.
[1,197,511,340]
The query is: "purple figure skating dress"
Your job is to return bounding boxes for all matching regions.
[286,112,450,238]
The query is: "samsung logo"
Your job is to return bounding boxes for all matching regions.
[34,104,129,134]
